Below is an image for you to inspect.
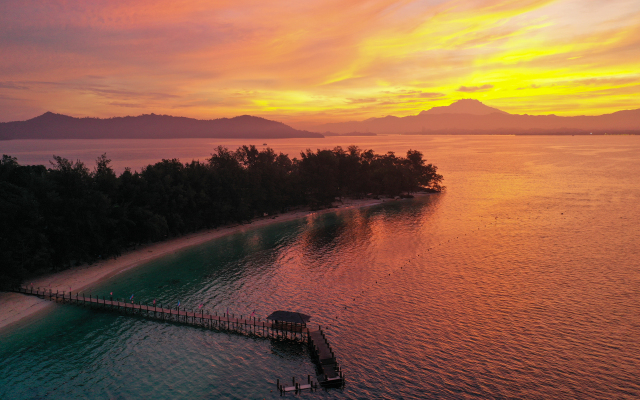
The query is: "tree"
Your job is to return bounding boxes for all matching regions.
[0,146,443,286]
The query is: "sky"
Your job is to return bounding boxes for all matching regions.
[1,0,639,128]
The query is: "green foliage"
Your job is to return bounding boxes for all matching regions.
[0,146,443,287]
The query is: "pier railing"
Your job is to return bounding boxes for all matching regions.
[10,286,307,341]
[11,285,345,387]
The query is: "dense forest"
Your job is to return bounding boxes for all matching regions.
[0,145,443,288]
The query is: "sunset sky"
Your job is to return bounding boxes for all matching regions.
[1,0,639,128]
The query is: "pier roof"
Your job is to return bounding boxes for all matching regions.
[266,310,311,324]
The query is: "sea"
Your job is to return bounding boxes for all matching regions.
[1,135,639,399]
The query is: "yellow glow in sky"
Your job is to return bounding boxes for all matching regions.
[0,0,639,128]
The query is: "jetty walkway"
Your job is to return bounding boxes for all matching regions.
[10,285,345,388]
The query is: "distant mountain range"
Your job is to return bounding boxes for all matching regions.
[315,99,640,135]
[3,101,639,139]
[0,112,323,140]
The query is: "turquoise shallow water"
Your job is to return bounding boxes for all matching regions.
[1,136,640,399]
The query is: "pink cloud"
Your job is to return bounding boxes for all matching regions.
[457,84,494,93]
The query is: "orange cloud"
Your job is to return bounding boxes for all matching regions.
[457,85,494,92]
[0,0,639,125]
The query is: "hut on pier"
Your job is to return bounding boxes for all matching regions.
[267,310,311,332]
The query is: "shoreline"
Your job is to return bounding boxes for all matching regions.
[0,194,427,334]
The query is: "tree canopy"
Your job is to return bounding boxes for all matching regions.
[0,146,442,288]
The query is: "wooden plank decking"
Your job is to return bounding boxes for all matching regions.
[10,286,308,339]
[309,328,344,385]
[11,285,345,388]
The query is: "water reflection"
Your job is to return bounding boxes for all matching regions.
[2,136,640,399]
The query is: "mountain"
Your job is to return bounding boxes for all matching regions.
[419,99,508,116]
[313,100,640,134]
[0,112,323,140]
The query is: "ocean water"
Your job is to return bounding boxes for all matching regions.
[1,135,639,399]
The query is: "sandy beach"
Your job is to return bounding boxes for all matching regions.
[0,195,414,333]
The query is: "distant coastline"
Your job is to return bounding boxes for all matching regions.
[4,100,639,139]
[311,99,640,135]
[0,112,324,140]
[321,131,377,137]
[398,130,640,136]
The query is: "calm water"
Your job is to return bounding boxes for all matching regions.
[1,136,639,399]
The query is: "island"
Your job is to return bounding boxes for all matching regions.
[0,145,443,288]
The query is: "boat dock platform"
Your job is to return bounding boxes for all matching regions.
[276,376,318,394]
[309,328,344,386]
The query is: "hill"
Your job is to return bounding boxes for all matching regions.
[419,99,508,116]
[0,112,323,140]
[313,100,640,134]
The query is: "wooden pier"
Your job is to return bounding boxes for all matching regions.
[277,376,318,394]
[11,285,345,388]
[309,328,344,386]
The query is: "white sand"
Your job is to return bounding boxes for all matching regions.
[0,195,420,333]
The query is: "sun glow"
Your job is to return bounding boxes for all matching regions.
[1,0,639,126]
